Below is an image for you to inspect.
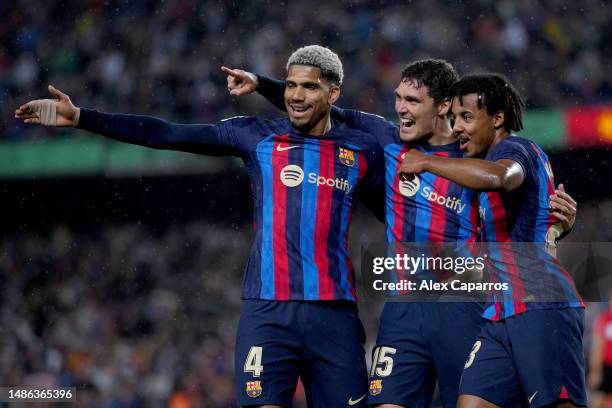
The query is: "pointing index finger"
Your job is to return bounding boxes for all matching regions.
[221,66,240,77]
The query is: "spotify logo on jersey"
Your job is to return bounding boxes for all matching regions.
[280,165,305,187]
[279,164,353,193]
[398,176,420,197]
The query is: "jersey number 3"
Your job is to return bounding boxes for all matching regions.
[464,340,482,369]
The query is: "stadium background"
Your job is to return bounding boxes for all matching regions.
[1,1,611,406]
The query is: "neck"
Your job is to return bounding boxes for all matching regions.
[489,128,511,151]
[426,116,455,146]
[478,128,510,158]
[307,114,332,136]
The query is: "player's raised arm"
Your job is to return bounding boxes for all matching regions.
[16,85,241,156]
[258,73,399,134]
[222,67,398,139]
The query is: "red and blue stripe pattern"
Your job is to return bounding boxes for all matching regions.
[249,134,368,301]
[384,142,479,245]
[383,141,479,293]
[480,136,583,320]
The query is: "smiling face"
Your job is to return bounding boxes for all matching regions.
[394,79,441,143]
[450,93,501,158]
[284,65,339,135]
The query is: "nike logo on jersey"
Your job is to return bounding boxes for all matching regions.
[528,391,538,404]
[348,394,366,406]
[276,144,298,151]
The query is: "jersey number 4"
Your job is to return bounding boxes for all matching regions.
[244,346,264,377]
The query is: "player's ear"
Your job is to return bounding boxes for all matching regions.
[437,97,451,116]
[493,110,505,129]
[328,85,340,104]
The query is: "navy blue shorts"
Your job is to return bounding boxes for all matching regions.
[235,299,368,407]
[368,301,485,408]
[459,307,586,407]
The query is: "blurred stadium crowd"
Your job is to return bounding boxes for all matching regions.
[2,0,612,407]
[0,222,248,407]
[0,216,388,407]
[1,205,612,407]
[2,0,612,139]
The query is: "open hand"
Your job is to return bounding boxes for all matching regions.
[15,85,79,127]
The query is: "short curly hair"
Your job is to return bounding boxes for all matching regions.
[401,59,459,105]
[286,45,344,86]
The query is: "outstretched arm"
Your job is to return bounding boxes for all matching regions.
[399,150,525,192]
[16,85,240,156]
[399,150,577,234]
[221,67,399,133]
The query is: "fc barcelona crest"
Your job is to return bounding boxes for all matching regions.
[246,381,262,398]
[338,147,356,167]
[369,379,382,396]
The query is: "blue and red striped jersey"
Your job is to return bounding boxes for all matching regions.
[256,76,480,245]
[77,109,385,302]
[330,109,480,245]
[383,141,479,245]
[479,135,583,320]
[330,110,480,291]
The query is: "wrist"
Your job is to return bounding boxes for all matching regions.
[73,107,80,127]
[252,73,260,90]
[422,155,436,172]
